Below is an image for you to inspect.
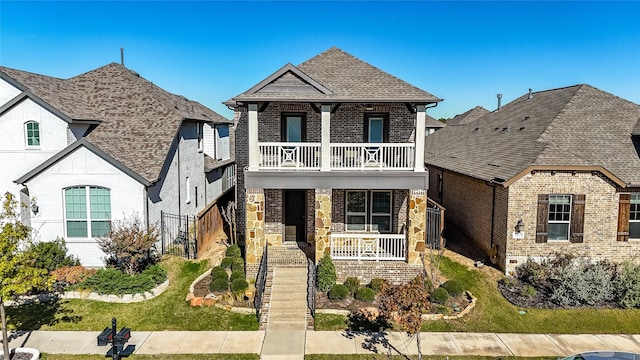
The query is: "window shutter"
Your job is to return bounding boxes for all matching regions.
[617,193,631,242]
[536,194,549,243]
[570,194,585,243]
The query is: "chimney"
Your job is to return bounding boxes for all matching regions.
[497,93,502,110]
[528,88,533,100]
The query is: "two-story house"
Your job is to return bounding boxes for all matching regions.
[0,64,234,266]
[226,47,443,283]
[425,85,640,274]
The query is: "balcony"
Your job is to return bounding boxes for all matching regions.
[258,142,415,171]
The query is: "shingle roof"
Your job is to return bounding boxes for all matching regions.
[226,47,442,104]
[424,84,640,186]
[1,64,230,183]
[425,114,445,128]
[447,106,490,126]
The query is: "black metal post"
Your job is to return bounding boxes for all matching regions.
[111,317,118,360]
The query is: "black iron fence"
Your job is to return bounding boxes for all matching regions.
[254,243,268,320]
[159,211,197,259]
[307,257,316,318]
[426,206,442,249]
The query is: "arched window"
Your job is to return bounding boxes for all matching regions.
[25,121,40,147]
[64,186,111,238]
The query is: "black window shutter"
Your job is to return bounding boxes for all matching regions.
[536,194,549,243]
[570,194,585,243]
[617,193,631,242]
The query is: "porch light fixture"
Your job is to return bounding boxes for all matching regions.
[515,219,524,233]
[31,203,39,215]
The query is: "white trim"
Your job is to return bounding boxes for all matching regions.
[185,176,191,204]
[630,193,640,240]
[548,194,572,241]
[24,120,41,149]
[63,185,111,239]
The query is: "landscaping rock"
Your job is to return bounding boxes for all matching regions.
[190,296,204,307]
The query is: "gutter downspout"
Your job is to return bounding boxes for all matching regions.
[177,135,181,217]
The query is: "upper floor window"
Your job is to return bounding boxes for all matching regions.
[197,123,204,152]
[25,121,40,147]
[630,194,640,239]
[364,114,389,143]
[64,186,111,238]
[281,113,306,142]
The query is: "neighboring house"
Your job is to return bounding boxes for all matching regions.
[225,47,443,283]
[0,64,234,266]
[425,114,445,135]
[446,105,489,126]
[424,85,640,274]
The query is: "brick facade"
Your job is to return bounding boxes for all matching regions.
[334,261,422,285]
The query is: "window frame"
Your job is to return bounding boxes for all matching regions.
[345,190,393,233]
[64,186,111,239]
[548,194,572,241]
[370,190,392,232]
[25,120,40,148]
[363,113,389,143]
[630,193,640,240]
[197,122,204,153]
[281,112,306,143]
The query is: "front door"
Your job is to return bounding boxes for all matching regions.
[284,190,306,242]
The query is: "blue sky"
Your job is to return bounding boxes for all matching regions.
[1,1,639,120]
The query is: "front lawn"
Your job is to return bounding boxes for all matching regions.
[6,257,259,331]
[315,256,640,333]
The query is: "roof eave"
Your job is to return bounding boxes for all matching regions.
[503,165,627,188]
[225,97,442,106]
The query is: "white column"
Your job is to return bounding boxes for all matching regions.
[248,104,259,171]
[320,104,331,171]
[414,104,426,172]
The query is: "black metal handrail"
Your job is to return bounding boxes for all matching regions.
[254,243,268,321]
[307,257,316,318]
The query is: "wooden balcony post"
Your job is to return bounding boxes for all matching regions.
[248,104,259,171]
[321,104,331,171]
[414,104,426,172]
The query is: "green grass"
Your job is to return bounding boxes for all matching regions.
[315,255,640,333]
[6,257,259,331]
[41,355,259,360]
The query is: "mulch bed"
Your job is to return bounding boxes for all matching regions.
[193,274,213,297]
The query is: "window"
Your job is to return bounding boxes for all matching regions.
[25,121,40,147]
[548,194,572,241]
[186,176,191,204]
[346,190,392,232]
[65,186,111,238]
[197,123,203,152]
[364,114,389,143]
[281,113,306,142]
[630,194,640,239]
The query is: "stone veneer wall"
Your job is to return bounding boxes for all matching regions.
[334,261,422,285]
[245,188,265,279]
[407,189,427,265]
[505,170,640,274]
[314,189,332,262]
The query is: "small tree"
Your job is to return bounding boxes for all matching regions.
[221,201,237,245]
[98,214,159,275]
[378,276,430,360]
[1,192,53,360]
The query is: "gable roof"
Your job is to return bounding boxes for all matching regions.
[1,64,230,183]
[226,47,442,105]
[425,114,445,128]
[447,106,490,126]
[424,84,640,187]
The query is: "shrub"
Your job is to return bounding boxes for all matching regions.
[29,238,80,272]
[317,255,337,292]
[51,265,96,289]
[211,266,228,281]
[424,277,434,291]
[230,270,245,282]
[344,277,360,295]
[369,278,386,293]
[615,262,640,308]
[75,268,156,295]
[328,284,349,300]
[220,257,233,269]
[441,280,464,297]
[226,244,242,258]
[430,287,449,304]
[98,214,159,275]
[355,287,376,302]
[210,277,229,292]
[231,278,249,293]
[231,257,245,272]
[549,258,616,307]
[520,285,536,298]
[141,264,167,285]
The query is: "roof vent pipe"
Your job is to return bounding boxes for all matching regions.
[528,88,533,100]
[497,93,502,110]
[120,48,125,67]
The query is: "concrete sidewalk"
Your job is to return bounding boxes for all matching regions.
[6,330,640,356]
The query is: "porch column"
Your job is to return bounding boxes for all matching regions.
[414,104,426,172]
[314,188,332,263]
[248,104,259,171]
[245,188,265,278]
[407,189,427,265]
[320,104,331,171]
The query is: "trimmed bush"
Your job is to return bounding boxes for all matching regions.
[520,285,536,298]
[210,277,229,292]
[615,262,640,308]
[141,264,167,285]
[355,287,376,302]
[29,238,80,272]
[220,257,233,268]
[317,255,337,292]
[51,265,96,289]
[230,270,245,282]
[328,284,349,300]
[441,280,464,297]
[549,258,616,307]
[226,244,242,258]
[369,278,386,293]
[211,266,228,281]
[430,287,449,304]
[231,278,249,293]
[75,268,155,295]
[344,277,360,295]
[231,257,245,272]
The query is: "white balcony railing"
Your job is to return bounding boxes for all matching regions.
[257,142,415,170]
[330,233,406,261]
